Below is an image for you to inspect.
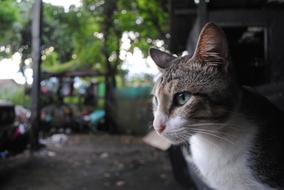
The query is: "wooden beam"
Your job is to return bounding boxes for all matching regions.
[174,9,196,15]
[30,0,42,151]
[208,10,273,27]
[208,10,284,82]
[185,0,208,55]
[172,9,284,26]
[41,70,104,80]
[197,0,208,28]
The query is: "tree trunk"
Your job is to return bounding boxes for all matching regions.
[102,0,118,133]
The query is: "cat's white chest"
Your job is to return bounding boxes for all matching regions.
[189,133,275,190]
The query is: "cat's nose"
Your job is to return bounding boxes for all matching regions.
[156,124,166,134]
[153,112,167,134]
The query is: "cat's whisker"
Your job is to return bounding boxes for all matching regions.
[172,128,189,133]
[174,131,179,141]
[187,127,231,134]
[183,127,240,144]
[189,129,234,145]
[181,129,234,144]
[186,123,243,133]
[187,128,222,134]
[188,123,231,130]
[186,123,225,127]
[178,134,190,142]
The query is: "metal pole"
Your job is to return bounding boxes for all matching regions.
[30,0,42,151]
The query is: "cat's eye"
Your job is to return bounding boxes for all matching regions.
[174,92,191,107]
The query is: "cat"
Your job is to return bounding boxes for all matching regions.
[149,22,284,190]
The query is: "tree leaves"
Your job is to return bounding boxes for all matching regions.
[0,0,169,77]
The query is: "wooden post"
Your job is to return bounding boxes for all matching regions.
[186,0,208,55]
[197,0,208,31]
[30,0,42,151]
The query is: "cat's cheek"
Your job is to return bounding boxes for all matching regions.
[166,116,187,130]
[162,116,189,143]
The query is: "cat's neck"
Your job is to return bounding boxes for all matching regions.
[189,113,257,156]
[187,89,280,190]
[188,87,256,160]
[188,119,264,190]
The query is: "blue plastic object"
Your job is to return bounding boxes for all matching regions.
[89,110,105,131]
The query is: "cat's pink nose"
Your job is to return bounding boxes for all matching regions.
[156,124,166,134]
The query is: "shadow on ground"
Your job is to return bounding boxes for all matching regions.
[0,134,186,190]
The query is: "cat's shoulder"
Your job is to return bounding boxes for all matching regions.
[241,86,284,188]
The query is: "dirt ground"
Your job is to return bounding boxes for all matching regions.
[0,134,186,190]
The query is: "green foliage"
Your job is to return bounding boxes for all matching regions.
[0,0,23,58]
[0,86,30,108]
[42,59,80,73]
[63,96,80,104]
[74,0,169,86]
[126,74,155,87]
[41,49,85,73]
[42,51,58,67]
[116,0,168,52]
[0,0,21,32]
[42,3,74,62]
[0,0,169,80]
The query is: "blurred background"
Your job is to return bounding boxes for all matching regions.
[0,0,284,189]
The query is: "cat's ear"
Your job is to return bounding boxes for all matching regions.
[149,48,176,71]
[194,23,229,66]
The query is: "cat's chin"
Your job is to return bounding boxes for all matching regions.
[170,139,187,145]
[163,134,192,145]
[154,129,193,145]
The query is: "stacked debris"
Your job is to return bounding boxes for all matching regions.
[0,101,30,157]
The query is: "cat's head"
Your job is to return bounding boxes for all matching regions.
[150,23,240,144]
